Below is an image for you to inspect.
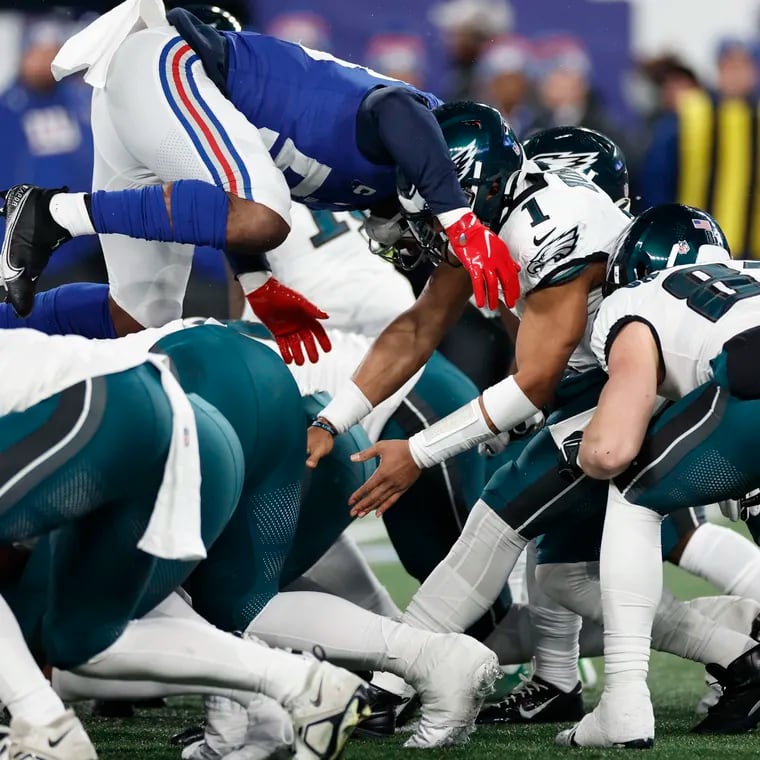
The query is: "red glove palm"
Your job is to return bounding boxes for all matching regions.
[444,212,521,309]
[246,278,332,365]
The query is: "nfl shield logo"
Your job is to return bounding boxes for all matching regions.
[677,240,690,254]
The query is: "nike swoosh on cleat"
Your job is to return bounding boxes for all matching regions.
[47,727,73,748]
[533,228,557,246]
[748,698,760,717]
[1,190,30,279]
[518,694,559,719]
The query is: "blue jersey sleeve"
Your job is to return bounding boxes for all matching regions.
[356,87,469,215]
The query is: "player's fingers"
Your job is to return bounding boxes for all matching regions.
[300,329,319,364]
[277,336,294,364]
[376,491,403,517]
[484,267,499,310]
[288,334,305,366]
[350,485,392,517]
[350,444,380,464]
[468,265,486,309]
[312,320,332,353]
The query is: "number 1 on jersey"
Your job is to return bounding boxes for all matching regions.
[521,198,550,228]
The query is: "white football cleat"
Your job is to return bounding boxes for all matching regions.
[182,695,293,760]
[9,709,97,760]
[284,660,370,760]
[404,633,500,749]
[555,692,654,749]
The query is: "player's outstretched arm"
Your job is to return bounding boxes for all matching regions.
[579,321,661,479]
[346,267,601,516]
[305,264,472,468]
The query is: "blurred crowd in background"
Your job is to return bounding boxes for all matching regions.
[2,0,760,316]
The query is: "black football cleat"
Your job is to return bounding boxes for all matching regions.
[353,683,403,740]
[477,675,585,725]
[693,644,760,734]
[1,184,71,317]
[170,723,205,747]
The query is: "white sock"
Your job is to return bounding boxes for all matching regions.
[248,591,434,682]
[302,533,401,618]
[600,485,663,699]
[527,545,581,692]
[403,500,528,632]
[686,594,760,634]
[679,522,760,602]
[76,616,313,706]
[653,590,754,668]
[538,562,755,669]
[48,193,95,237]
[53,670,234,702]
[507,548,528,605]
[0,595,67,725]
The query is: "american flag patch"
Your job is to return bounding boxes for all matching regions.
[692,219,712,230]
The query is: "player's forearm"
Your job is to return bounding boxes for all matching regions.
[408,375,541,469]
[578,378,654,480]
[317,313,436,433]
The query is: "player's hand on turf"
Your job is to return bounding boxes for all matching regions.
[443,211,521,310]
[306,424,335,468]
[246,277,332,365]
[348,440,421,518]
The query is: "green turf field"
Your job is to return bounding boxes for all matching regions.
[82,530,760,759]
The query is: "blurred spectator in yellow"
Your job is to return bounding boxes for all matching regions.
[429,0,512,100]
[473,34,534,136]
[641,38,760,258]
[266,10,333,51]
[0,16,104,284]
[365,32,427,89]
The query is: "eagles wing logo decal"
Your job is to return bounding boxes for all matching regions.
[450,140,479,181]
[526,226,581,276]
[531,151,599,175]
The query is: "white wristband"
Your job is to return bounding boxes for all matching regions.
[318,381,373,434]
[436,207,470,229]
[408,399,494,469]
[238,271,271,295]
[481,376,540,433]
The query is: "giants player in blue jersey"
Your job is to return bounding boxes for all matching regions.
[0,1,520,365]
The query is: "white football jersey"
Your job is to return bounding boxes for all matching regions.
[243,203,415,337]
[498,162,630,370]
[590,260,760,400]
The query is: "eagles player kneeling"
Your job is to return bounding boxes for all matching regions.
[559,204,760,747]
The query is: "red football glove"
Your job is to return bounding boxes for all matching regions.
[246,278,332,365]
[443,211,521,310]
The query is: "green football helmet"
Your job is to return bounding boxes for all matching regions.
[394,101,523,266]
[604,203,730,295]
[523,126,629,209]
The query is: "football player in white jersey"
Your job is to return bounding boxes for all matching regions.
[556,203,760,747]
[305,101,630,661]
